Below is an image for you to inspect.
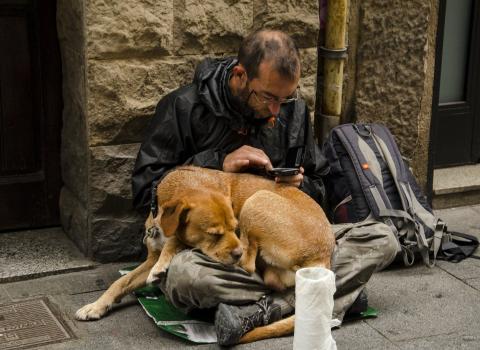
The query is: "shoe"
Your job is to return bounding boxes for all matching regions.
[214,296,282,346]
[345,289,368,316]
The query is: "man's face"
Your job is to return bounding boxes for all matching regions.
[239,61,300,119]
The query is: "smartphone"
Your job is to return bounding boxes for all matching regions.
[267,167,300,177]
[267,146,305,177]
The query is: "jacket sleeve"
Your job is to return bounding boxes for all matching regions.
[131,94,225,211]
[298,108,330,208]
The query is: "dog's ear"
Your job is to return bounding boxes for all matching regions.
[160,199,190,237]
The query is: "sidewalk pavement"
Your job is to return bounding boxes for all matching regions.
[1,205,479,350]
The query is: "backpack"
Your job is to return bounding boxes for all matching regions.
[323,123,479,267]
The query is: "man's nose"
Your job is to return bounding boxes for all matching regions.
[268,101,281,116]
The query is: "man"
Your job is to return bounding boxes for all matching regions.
[132,30,398,345]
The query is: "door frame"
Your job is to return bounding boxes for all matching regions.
[427,0,480,202]
[0,0,63,231]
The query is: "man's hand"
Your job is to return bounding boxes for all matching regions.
[223,145,273,173]
[274,167,304,188]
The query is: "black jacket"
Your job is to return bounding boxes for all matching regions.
[132,57,329,210]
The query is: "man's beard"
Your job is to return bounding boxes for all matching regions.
[231,85,256,118]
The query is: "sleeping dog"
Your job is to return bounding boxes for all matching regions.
[75,166,335,343]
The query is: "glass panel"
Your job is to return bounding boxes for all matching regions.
[439,0,473,103]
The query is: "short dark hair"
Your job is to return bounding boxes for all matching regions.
[237,30,300,81]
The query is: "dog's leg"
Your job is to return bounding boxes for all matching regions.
[239,233,258,274]
[146,237,185,284]
[263,265,296,291]
[75,246,160,321]
[239,315,295,343]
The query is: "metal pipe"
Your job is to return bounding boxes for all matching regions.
[319,0,348,141]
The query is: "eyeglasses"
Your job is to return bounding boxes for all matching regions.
[250,87,300,105]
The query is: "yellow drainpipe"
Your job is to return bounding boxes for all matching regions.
[319,0,348,141]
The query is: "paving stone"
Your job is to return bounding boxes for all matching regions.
[0,286,11,304]
[434,205,480,239]
[398,332,480,349]
[237,336,293,350]
[48,291,216,350]
[333,321,398,350]
[45,334,219,350]
[365,265,480,343]
[436,258,480,281]
[3,263,133,300]
[433,205,480,280]
[465,278,480,292]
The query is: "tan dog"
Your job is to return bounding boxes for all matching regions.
[75,166,335,344]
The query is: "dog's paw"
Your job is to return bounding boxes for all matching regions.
[75,302,110,321]
[239,259,256,274]
[146,267,167,285]
[240,263,256,274]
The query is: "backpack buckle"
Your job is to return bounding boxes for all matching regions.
[353,124,372,137]
[435,219,446,233]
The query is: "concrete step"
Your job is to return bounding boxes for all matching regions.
[432,164,480,209]
[0,227,96,283]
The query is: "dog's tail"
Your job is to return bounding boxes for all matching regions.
[239,315,295,344]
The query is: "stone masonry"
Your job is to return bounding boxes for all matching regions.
[56,0,321,261]
[349,0,437,189]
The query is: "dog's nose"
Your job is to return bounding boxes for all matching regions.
[231,247,243,261]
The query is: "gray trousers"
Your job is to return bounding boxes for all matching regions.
[159,220,399,322]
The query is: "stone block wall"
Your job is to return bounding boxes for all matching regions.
[57,0,90,254]
[57,0,320,261]
[347,0,438,189]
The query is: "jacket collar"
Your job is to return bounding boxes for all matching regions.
[194,57,270,132]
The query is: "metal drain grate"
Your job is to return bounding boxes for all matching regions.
[0,298,73,350]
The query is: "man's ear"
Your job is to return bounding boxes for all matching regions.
[232,64,247,79]
[159,199,190,237]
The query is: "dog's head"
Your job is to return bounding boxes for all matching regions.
[156,191,243,265]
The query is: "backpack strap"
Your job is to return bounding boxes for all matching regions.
[370,124,475,265]
[404,184,445,265]
[348,125,422,266]
[333,125,408,260]
[334,124,395,217]
[440,231,480,262]
[369,124,443,267]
